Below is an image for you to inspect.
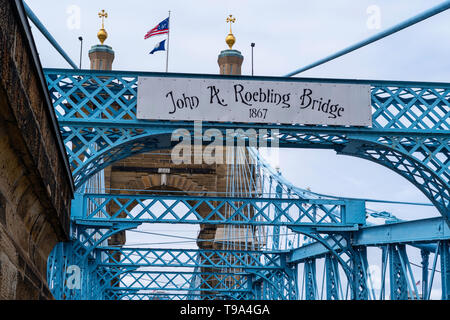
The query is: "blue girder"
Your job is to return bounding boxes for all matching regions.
[44,69,449,221]
[77,193,366,227]
[98,247,284,270]
[289,217,450,262]
[43,68,450,300]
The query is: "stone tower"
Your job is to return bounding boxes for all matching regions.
[89,44,114,70]
[89,10,114,70]
[217,15,243,75]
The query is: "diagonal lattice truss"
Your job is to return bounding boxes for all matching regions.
[44,69,449,219]
[48,238,294,300]
[103,271,250,292]
[79,193,365,227]
[115,292,253,301]
[290,218,450,300]
[47,240,279,300]
[97,247,284,269]
[44,68,450,300]
[45,70,449,131]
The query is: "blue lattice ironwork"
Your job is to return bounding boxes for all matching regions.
[44,68,449,300]
[44,69,449,221]
[98,247,284,270]
[78,193,365,227]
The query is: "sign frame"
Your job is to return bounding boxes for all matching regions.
[137,76,372,126]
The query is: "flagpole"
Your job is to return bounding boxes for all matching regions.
[166,10,171,72]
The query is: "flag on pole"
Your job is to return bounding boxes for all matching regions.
[149,39,166,54]
[144,17,169,39]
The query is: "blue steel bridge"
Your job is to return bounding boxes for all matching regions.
[24,1,450,300]
[44,68,449,300]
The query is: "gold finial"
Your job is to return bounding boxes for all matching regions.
[97,10,108,45]
[225,14,236,49]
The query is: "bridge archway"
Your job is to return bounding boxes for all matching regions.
[70,130,449,222]
[44,68,449,300]
[46,69,448,222]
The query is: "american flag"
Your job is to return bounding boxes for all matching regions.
[144,17,169,39]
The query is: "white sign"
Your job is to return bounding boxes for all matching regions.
[137,77,372,126]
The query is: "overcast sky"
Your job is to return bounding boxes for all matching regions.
[26,0,448,298]
[27,0,450,79]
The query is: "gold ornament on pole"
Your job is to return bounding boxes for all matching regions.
[97,10,108,45]
[225,14,236,49]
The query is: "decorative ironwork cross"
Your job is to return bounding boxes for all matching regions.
[226,14,235,33]
[98,10,108,28]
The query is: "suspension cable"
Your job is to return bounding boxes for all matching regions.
[285,1,450,76]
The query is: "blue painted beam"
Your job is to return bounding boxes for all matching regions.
[288,217,450,263]
[98,247,285,269]
[284,1,450,76]
[288,237,337,262]
[43,67,450,88]
[77,193,365,227]
[355,217,450,246]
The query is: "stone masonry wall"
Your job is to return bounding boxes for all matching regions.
[0,0,73,299]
